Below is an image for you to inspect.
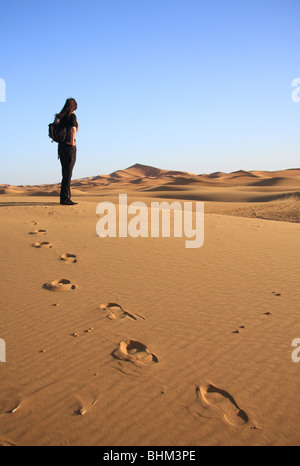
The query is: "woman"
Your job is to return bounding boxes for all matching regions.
[56,98,79,205]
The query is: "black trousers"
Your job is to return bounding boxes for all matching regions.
[58,143,77,204]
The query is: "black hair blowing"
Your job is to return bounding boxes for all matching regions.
[56,98,78,128]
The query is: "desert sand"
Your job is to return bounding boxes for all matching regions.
[0,164,299,446]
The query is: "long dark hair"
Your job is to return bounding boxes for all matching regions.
[56,98,78,128]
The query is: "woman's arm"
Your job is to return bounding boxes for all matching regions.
[69,126,77,146]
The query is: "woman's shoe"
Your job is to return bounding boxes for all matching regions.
[61,200,78,206]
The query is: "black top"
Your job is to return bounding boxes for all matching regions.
[61,113,77,143]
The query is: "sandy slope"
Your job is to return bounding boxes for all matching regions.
[0,190,299,446]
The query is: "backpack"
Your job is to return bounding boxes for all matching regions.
[48,117,67,143]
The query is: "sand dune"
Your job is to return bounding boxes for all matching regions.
[0,164,299,446]
[2,164,300,212]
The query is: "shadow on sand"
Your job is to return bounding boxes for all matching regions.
[0,201,59,208]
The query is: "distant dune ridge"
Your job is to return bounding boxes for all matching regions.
[1,163,300,194]
[1,163,299,222]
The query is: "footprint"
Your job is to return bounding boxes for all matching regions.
[70,328,93,337]
[0,389,22,416]
[73,397,98,416]
[29,230,46,235]
[112,340,159,367]
[232,326,246,334]
[100,303,144,321]
[0,439,18,446]
[70,389,99,417]
[272,291,282,297]
[60,254,77,264]
[264,312,272,316]
[196,384,249,428]
[27,221,37,226]
[43,279,77,292]
[32,242,53,249]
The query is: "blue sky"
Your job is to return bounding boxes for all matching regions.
[0,0,299,185]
